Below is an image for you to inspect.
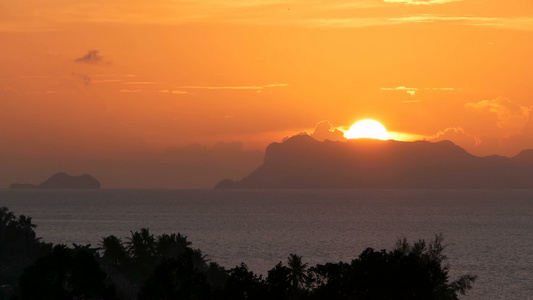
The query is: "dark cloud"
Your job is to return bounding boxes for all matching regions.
[311,120,346,142]
[74,50,106,65]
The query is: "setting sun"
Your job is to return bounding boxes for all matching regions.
[345,120,388,140]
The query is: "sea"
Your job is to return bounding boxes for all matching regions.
[0,189,532,299]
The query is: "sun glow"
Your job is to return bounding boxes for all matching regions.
[345,120,389,140]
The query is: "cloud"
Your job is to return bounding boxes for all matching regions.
[425,127,481,146]
[90,74,135,84]
[3,1,533,31]
[176,84,288,90]
[123,81,159,85]
[311,120,346,142]
[381,86,460,96]
[465,97,532,136]
[74,50,107,65]
[71,72,91,86]
[386,15,533,30]
[425,87,459,91]
[119,89,141,93]
[383,0,463,5]
[380,86,418,91]
[381,86,419,96]
[93,79,121,83]
[159,90,188,94]
[2,86,19,94]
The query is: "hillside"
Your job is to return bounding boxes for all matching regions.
[216,135,533,189]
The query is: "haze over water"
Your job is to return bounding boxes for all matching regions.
[1,189,532,299]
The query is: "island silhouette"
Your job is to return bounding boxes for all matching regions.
[10,172,101,189]
[216,134,533,189]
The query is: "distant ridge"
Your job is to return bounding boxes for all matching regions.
[215,135,533,189]
[10,172,101,189]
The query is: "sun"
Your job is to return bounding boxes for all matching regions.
[345,120,388,140]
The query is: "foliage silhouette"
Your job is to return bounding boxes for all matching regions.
[265,262,292,299]
[1,206,477,300]
[137,248,213,300]
[0,207,51,300]
[16,244,116,300]
[100,235,128,266]
[307,234,477,300]
[126,228,156,267]
[156,233,192,259]
[223,263,266,300]
[287,254,309,291]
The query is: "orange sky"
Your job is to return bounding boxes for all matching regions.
[1,0,533,187]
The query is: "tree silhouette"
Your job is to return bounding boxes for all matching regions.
[223,263,266,300]
[308,234,477,300]
[100,235,128,266]
[287,254,309,291]
[156,233,192,259]
[0,207,39,254]
[1,208,478,300]
[266,262,291,299]
[0,207,51,299]
[126,228,156,262]
[137,248,212,300]
[17,244,116,300]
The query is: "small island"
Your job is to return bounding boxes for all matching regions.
[10,172,101,189]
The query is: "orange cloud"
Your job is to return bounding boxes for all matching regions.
[3,1,533,31]
[176,84,288,90]
[465,98,531,136]
[381,86,418,96]
[310,120,346,142]
[159,90,188,94]
[383,0,463,5]
[426,127,481,146]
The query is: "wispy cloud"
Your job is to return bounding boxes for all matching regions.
[383,0,463,5]
[381,86,459,96]
[465,97,532,136]
[1,86,19,94]
[159,89,188,94]
[176,84,289,90]
[119,89,142,93]
[3,1,533,31]
[381,86,418,96]
[388,15,533,30]
[380,86,418,91]
[425,87,459,91]
[123,81,159,85]
[71,72,91,86]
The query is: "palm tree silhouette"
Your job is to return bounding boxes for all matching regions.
[156,233,192,259]
[99,235,127,266]
[287,253,309,290]
[126,228,155,262]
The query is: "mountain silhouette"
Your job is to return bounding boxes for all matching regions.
[215,135,533,189]
[10,172,101,189]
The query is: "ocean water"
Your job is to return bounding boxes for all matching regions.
[0,189,532,299]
